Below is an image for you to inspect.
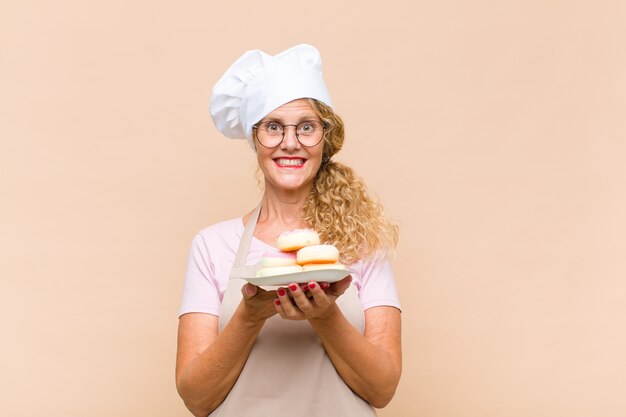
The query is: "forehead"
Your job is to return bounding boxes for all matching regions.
[264,99,315,120]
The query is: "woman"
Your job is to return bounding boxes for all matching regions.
[176,44,401,417]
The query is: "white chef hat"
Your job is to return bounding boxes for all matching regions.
[210,44,333,149]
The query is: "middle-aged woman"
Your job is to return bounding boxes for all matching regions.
[175,44,401,417]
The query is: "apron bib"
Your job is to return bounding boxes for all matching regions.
[210,204,376,417]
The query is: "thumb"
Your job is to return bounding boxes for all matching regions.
[330,275,352,297]
[241,283,258,299]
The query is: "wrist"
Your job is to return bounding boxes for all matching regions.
[234,303,267,329]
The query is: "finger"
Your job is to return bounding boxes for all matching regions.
[241,283,258,299]
[274,297,286,317]
[288,283,313,313]
[300,284,314,299]
[308,281,331,307]
[278,286,302,318]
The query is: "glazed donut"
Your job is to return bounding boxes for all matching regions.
[296,244,339,265]
[302,263,348,271]
[259,251,297,267]
[276,228,320,252]
[255,265,303,277]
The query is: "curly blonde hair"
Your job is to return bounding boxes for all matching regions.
[301,99,398,264]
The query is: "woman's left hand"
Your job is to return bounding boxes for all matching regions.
[274,275,352,320]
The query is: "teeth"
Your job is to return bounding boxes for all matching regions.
[276,158,305,167]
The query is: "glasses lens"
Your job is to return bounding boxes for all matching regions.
[256,122,284,147]
[296,121,324,146]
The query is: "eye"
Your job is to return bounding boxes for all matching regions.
[298,121,316,134]
[264,122,283,134]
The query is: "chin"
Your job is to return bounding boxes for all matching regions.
[268,177,313,192]
[276,181,309,191]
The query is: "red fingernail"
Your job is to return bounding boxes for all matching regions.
[302,285,309,292]
[321,282,329,289]
[278,288,286,297]
[309,282,316,289]
[274,299,281,306]
[289,284,298,292]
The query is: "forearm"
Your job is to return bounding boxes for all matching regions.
[309,305,401,408]
[177,306,265,417]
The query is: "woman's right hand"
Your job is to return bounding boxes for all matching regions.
[239,283,279,323]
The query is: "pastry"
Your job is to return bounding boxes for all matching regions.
[302,263,348,271]
[259,251,298,267]
[255,265,303,277]
[276,228,320,252]
[296,244,339,265]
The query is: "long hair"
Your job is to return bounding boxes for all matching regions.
[301,99,398,264]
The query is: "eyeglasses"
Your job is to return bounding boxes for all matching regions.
[252,120,326,148]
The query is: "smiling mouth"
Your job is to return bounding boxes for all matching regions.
[274,158,306,167]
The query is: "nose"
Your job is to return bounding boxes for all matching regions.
[280,125,301,150]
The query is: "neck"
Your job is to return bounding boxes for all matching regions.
[259,183,312,229]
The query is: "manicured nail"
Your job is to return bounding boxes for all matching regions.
[301,285,309,292]
[289,284,298,292]
[321,282,330,289]
[274,299,281,306]
[309,282,316,289]
[278,288,286,297]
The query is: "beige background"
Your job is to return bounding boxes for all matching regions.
[1,1,625,416]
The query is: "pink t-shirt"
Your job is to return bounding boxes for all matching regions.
[179,218,401,317]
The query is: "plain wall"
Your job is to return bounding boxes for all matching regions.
[1,1,625,416]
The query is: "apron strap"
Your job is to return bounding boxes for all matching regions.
[229,203,262,280]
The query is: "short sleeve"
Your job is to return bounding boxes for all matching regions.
[355,256,401,312]
[178,233,221,317]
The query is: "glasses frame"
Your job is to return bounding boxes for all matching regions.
[252,120,327,148]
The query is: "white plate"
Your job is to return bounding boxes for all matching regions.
[244,268,353,286]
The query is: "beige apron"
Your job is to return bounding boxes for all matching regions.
[210,204,376,417]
